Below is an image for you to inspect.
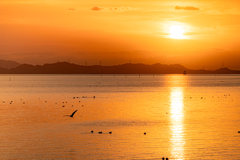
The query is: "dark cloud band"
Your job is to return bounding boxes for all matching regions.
[91,7,104,11]
[175,6,199,11]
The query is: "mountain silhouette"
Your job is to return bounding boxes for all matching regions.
[0,62,239,74]
[0,59,21,69]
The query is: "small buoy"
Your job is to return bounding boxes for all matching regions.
[144,132,146,135]
[91,130,94,133]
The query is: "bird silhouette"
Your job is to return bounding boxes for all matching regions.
[70,110,78,117]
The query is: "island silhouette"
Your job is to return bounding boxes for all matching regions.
[0,61,240,74]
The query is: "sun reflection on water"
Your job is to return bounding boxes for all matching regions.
[170,87,185,159]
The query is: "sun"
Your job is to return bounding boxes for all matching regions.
[169,25,185,39]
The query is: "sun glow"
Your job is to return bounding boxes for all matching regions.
[169,25,185,39]
[170,87,185,159]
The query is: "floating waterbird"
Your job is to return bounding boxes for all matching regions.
[98,132,102,134]
[109,132,112,134]
[91,130,94,133]
[70,110,78,117]
[238,131,240,133]
[144,132,146,135]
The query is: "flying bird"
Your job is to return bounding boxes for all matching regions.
[70,110,78,117]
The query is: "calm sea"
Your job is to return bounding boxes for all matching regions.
[0,74,240,160]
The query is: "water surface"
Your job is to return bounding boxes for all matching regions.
[0,74,240,159]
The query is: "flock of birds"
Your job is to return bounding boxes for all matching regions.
[2,96,95,118]
[187,94,232,100]
[186,94,240,134]
[91,130,112,134]
[2,95,152,137]
[1,93,240,160]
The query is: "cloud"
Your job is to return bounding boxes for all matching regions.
[91,7,105,11]
[68,8,76,11]
[175,6,199,11]
[91,6,132,12]
[109,7,132,12]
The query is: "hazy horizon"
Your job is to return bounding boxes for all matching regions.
[1,0,240,70]
[0,58,238,71]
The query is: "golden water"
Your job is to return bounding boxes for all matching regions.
[0,75,240,159]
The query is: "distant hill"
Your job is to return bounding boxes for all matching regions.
[0,62,240,74]
[0,59,21,69]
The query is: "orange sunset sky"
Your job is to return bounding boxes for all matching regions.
[1,0,240,69]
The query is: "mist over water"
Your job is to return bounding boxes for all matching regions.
[0,74,240,159]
